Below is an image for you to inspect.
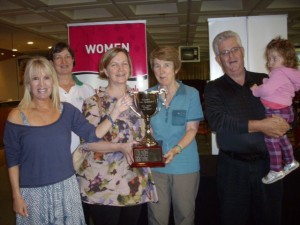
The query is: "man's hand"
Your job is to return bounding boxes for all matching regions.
[250,83,258,91]
[249,115,290,138]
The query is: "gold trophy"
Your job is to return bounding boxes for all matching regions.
[129,89,166,167]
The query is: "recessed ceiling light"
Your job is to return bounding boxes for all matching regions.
[12,49,18,52]
[48,46,52,49]
[27,41,34,45]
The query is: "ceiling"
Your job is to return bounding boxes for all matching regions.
[0,0,300,61]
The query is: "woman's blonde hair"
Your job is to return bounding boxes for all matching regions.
[19,56,60,110]
[98,47,133,79]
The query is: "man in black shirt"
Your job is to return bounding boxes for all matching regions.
[205,30,289,225]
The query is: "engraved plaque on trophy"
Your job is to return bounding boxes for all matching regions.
[130,90,166,167]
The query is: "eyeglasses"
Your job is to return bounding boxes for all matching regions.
[218,47,242,57]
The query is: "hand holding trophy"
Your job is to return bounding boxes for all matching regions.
[129,89,167,167]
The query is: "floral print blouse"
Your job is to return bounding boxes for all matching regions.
[77,87,158,206]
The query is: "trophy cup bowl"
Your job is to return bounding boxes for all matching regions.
[130,90,165,167]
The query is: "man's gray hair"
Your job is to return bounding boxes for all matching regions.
[212,30,243,55]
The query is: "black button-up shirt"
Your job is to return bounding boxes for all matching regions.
[204,70,268,154]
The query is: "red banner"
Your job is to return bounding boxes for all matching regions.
[68,21,147,79]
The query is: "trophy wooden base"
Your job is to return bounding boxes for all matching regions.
[131,144,165,167]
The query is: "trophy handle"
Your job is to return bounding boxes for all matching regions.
[158,88,167,96]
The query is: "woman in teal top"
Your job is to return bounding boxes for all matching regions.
[147,46,203,225]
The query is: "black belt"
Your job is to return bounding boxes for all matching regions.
[221,150,267,162]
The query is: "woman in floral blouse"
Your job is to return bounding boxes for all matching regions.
[77,47,158,225]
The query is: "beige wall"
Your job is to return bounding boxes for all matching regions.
[0,58,24,102]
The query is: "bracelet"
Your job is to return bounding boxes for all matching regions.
[175,144,183,154]
[107,114,115,127]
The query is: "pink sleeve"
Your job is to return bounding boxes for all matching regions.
[252,71,286,97]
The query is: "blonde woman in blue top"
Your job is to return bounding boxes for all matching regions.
[4,56,134,225]
[147,46,204,225]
